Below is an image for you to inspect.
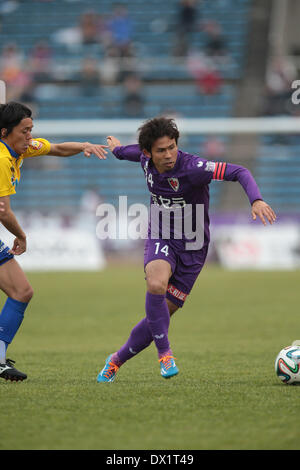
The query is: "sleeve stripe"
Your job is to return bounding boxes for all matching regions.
[213,163,219,179]
[213,162,226,180]
[220,162,226,179]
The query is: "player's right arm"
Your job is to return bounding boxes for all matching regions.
[107,136,141,162]
[0,195,27,255]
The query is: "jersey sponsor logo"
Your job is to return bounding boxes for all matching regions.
[151,192,186,208]
[29,140,43,150]
[197,161,204,167]
[168,177,179,192]
[167,284,188,302]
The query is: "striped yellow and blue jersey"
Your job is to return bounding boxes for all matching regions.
[0,138,51,197]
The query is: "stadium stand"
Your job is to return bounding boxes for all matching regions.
[254,136,300,211]
[0,0,251,212]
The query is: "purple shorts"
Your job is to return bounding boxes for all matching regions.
[144,238,208,308]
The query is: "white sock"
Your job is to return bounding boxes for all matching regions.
[0,340,7,363]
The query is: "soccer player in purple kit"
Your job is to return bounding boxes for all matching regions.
[97,117,276,382]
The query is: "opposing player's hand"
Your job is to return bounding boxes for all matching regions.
[9,236,27,255]
[251,200,276,226]
[83,142,108,160]
[107,136,121,152]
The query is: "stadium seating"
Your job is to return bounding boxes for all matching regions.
[33,84,235,119]
[254,136,300,211]
[1,0,251,212]
[2,0,250,68]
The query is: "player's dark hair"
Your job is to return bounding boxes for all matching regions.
[0,101,32,138]
[138,117,180,153]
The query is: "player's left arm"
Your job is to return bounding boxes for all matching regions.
[223,162,276,226]
[48,141,108,159]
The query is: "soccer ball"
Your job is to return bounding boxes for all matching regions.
[275,346,300,384]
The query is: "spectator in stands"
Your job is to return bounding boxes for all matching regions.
[80,11,102,45]
[174,0,200,56]
[106,4,134,57]
[203,20,227,58]
[264,55,297,116]
[122,74,145,117]
[0,0,19,14]
[28,39,53,83]
[177,0,199,36]
[52,10,103,50]
[0,43,35,103]
[0,42,24,74]
[187,51,223,95]
[99,46,120,85]
[78,57,100,96]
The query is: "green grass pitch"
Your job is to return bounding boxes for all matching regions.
[1,265,300,450]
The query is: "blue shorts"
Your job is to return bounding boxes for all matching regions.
[144,238,208,308]
[0,240,14,266]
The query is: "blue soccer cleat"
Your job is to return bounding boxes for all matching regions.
[97,354,119,383]
[159,355,179,379]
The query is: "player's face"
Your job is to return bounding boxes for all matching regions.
[5,117,33,155]
[144,136,178,173]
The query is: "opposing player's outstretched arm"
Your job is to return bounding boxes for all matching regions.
[107,136,141,162]
[48,142,108,159]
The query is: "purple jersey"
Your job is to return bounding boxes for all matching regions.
[113,144,262,248]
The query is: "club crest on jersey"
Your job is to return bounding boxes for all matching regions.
[29,140,43,150]
[168,177,179,192]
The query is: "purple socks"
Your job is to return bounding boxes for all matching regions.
[145,292,170,354]
[114,291,171,366]
[115,317,153,365]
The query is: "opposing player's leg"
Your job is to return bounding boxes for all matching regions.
[0,256,33,381]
